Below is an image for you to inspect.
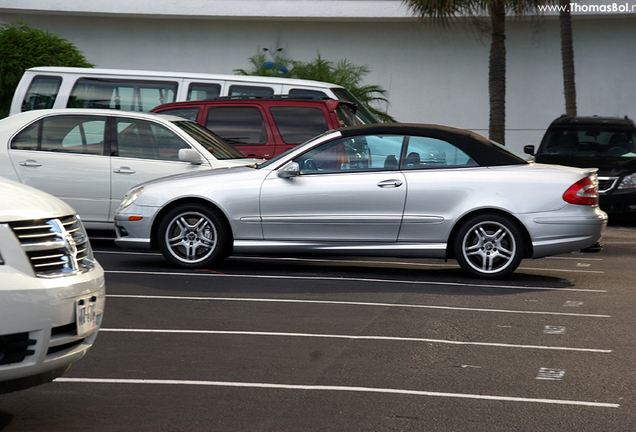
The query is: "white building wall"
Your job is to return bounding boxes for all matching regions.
[1,1,635,155]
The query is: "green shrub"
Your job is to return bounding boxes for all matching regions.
[0,22,93,118]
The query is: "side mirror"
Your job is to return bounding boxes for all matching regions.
[277,162,300,178]
[523,145,536,156]
[179,148,202,165]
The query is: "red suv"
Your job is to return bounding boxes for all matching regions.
[151,97,363,159]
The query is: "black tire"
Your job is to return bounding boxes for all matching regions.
[454,213,524,279]
[157,203,230,268]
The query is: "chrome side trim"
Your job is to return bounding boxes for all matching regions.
[260,215,403,224]
[233,240,447,257]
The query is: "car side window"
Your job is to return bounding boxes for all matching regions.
[116,118,191,161]
[21,75,62,112]
[288,89,328,99]
[187,83,221,101]
[11,115,106,155]
[228,85,274,97]
[403,136,477,169]
[294,134,405,174]
[205,107,267,145]
[270,107,328,144]
[68,79,177,112]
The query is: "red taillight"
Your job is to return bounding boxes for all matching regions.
[563,177,598,205]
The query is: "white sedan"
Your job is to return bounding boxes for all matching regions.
[0,109,261,230]
[114,123,608,279]
[0,177,105,393]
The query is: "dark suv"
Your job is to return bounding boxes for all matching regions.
[525,115,636,217]
[152,97,363,159]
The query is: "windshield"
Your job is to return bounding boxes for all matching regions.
[174,120,245,160]
[330,87,379,124]
[541,127,636,158]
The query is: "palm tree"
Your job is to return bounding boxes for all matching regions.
[402,0,554,145]
[236,52,395,122]
[559,0,576,116]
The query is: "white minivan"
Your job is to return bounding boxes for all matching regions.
[10,67,379,123]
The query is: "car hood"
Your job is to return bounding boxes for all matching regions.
[0,178,76,223]
[534,154,636,176]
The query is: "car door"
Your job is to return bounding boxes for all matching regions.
[398,135,482,242]
[260,134,407,241]
[8,114,111,224]
[110,116,211,221]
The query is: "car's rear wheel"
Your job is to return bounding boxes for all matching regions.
[158,203,230,268]
[454,214,524,279]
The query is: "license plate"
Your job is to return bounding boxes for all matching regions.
[76,296,97,336]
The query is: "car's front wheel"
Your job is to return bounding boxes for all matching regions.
[157,203,230,268]
[454,214,524,279]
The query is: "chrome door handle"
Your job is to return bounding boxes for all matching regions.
[377,179,403,188]
[113,167,136,174]
[19,160,42,167]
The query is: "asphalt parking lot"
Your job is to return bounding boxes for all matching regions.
[1,223,635,431]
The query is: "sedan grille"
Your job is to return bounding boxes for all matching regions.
[8,215,95,278]
[598,176,619,194]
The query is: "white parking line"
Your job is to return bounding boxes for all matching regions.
[104,270,607,293]
[94,251,605,274]
[107,294,611,318]
[99,328,612,353]
[54,378,619,408]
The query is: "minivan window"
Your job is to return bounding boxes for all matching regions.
[228,85,274,97]
[188,83,221,101]
[270,107,328,144]
[206,107,267,145]
[68,78,178,112]
[21,75,62,112]
[288,89,328,99]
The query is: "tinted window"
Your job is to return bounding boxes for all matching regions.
[157,107,200,121]
[11,121,40,150]
[294,135,405,174]
[404,136,476,169]
[21,75,62,112]
[68,78,177,112]
[228,85,274,97]
[288,89,328,99]
[12,115,106,155]
[542,127,636,157]
[206,107,267,145]
[116,117,190,161]
[187,83,221,101]
[270,107,328,144]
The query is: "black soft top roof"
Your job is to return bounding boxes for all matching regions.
[338,123,527,166]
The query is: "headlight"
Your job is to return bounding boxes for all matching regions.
[618,173,636,190]
[119,187,144,210]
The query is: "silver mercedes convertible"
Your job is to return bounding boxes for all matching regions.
[114,123,607,279]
